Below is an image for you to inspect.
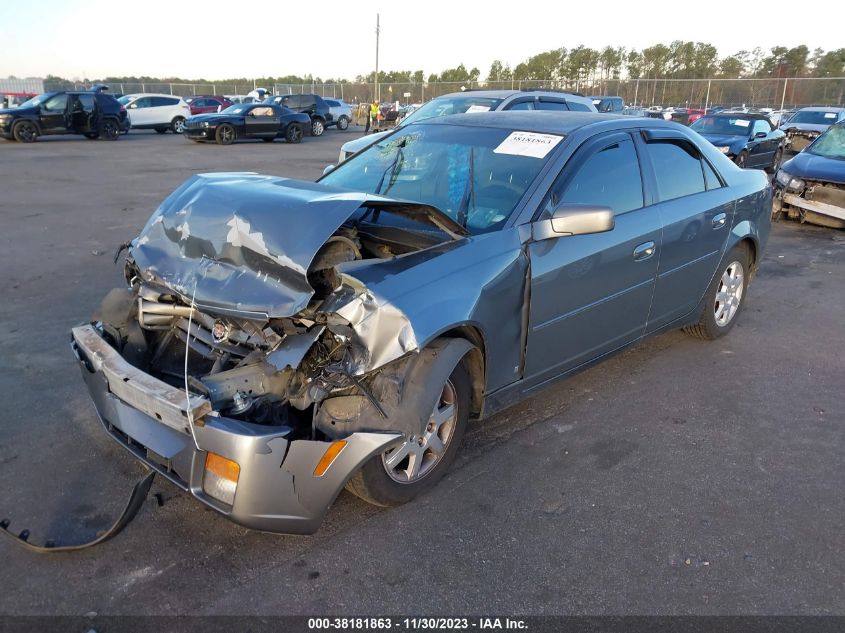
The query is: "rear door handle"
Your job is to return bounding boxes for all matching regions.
[712,212,727,229]
[633,241,656,261]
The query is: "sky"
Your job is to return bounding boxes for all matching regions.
[1,0,841,81]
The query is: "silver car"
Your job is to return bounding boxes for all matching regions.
[72,112,771,535]
[323,98,353,130]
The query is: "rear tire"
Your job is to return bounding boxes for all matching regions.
[285,123,303,144]
[215,124,235,145]
[337,116,349,131]
[100,118,120,140]
[311,117,325,136]
[346,359,470,507]
[171,117,186,134]
[12,120,38,143]
[685,244,750,341]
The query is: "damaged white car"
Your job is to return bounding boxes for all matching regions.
[66,112,771,536]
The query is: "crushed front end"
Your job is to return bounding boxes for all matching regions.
[71,173,465,534]
[774,172,845,230]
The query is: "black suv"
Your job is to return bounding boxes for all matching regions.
[267,94,332,136]
[0,90,128,142]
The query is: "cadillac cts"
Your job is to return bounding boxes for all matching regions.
[71,112,771,535]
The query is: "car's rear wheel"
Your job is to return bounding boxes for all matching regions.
[337,116,349,131]
[154,127,168,134]
[685,244,750,340]
[215,124,235,145]
[171,117,186,134]
[12,120,38,143]
[734,150,748,168]
[100,118,120,140]
[346,358,470,507]
[285,123,303,144]
[766,147,783,174]
[311,117,325,136]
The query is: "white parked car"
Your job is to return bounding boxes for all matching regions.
[117,94,192,134]
[323,98,352,130]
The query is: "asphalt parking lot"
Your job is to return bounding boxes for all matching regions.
[1,129,843,616]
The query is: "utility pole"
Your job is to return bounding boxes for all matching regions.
[375,13,381,103]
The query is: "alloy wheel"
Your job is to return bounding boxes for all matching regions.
[382,380,458,483]
[714,260,744,327]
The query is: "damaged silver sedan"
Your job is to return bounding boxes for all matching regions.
[73,112,772,534]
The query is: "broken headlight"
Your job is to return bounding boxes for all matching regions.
[776,170,804,192]
[717,146,731,154]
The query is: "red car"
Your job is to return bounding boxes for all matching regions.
[184,95,232,115]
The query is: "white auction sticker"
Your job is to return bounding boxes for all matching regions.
[494,131,563,159]
[824,112,836,119]
[733,119,750,127]
[465,105,491,113]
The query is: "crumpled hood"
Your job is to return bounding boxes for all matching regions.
[781,123,829,134]
[700,133,746,148]
[130,173,466,318]
[781,151,845,185]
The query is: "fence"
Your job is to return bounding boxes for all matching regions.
[43,77,845,109]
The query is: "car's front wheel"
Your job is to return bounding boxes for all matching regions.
[685,244,750,340]
[171,117,186,134]
[12,120,38,143]
[215,124,235,145]
[766,147,783,174]
[337,116,349,130]
[285,123,303,144]
[346,357,470,507]
[734,150,748,168]
[311,117,325,136]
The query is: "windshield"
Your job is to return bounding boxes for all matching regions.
[398,96,503,128]
[18,94,49,108]
[788,110,841,125]
[320,123,563,234]
[691,116,754,136]
[221,104,249,114]
[807,125,845,160]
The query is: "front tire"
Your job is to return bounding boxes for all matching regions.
[337,116,349,130]
[12,120,38,143]
[215,124,235,145]
[766,147,783,174]
[311,117,325,136]
[346,360,470,507]
[734,150,748,169]
[685,244,750,340]
[285,123,303,144]
[171,117,186,134]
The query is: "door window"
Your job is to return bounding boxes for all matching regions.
[752,119,771,135]
[536,100,569,111]
[506,101,534,110]
[249,106,275,117]
[645,140,706,201]
[702,159,723,190]
[131,97,152,108]
[42,93,68,112]
[556,138,644,215]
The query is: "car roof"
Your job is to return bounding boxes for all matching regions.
[434,89,587,100]
[707,112,772,121]
[421,110,652,135]
[797,106,845,112]
[123,93,184,98]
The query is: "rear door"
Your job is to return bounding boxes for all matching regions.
[524,131,662,383]
[69,93,96,132]
[637,130,734,332]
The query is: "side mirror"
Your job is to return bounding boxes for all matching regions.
[322,164,336,176]
[533,203,615,241]
[754,131,767,138]
[129,103,137,109]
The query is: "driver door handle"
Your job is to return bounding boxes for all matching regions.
[633,241,656,261]
[712,212,727,229]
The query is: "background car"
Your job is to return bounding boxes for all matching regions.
[773,121,845,229]
[779,106,845,155]
[323,98,353,130]
[185,95,232,115]
[337,89,598,162]
[0,90,125,142]
[267,94,332,136]
[690,112,784,171]
[183,102,310,145]
[589,95,624,113]
[118,93,192,134]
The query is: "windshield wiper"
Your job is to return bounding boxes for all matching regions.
[375,139,407,195]
[456,147,475,228]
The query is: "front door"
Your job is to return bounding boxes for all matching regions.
[637,132,734,332]
[38,93,69,133]
[747,118,777,167]
[244,106,281,137]
[524,132,662,384]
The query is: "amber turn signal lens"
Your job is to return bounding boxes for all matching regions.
[205,452,240,483]
[313,441,348,477]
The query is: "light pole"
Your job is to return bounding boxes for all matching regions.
[375,13,380,103]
